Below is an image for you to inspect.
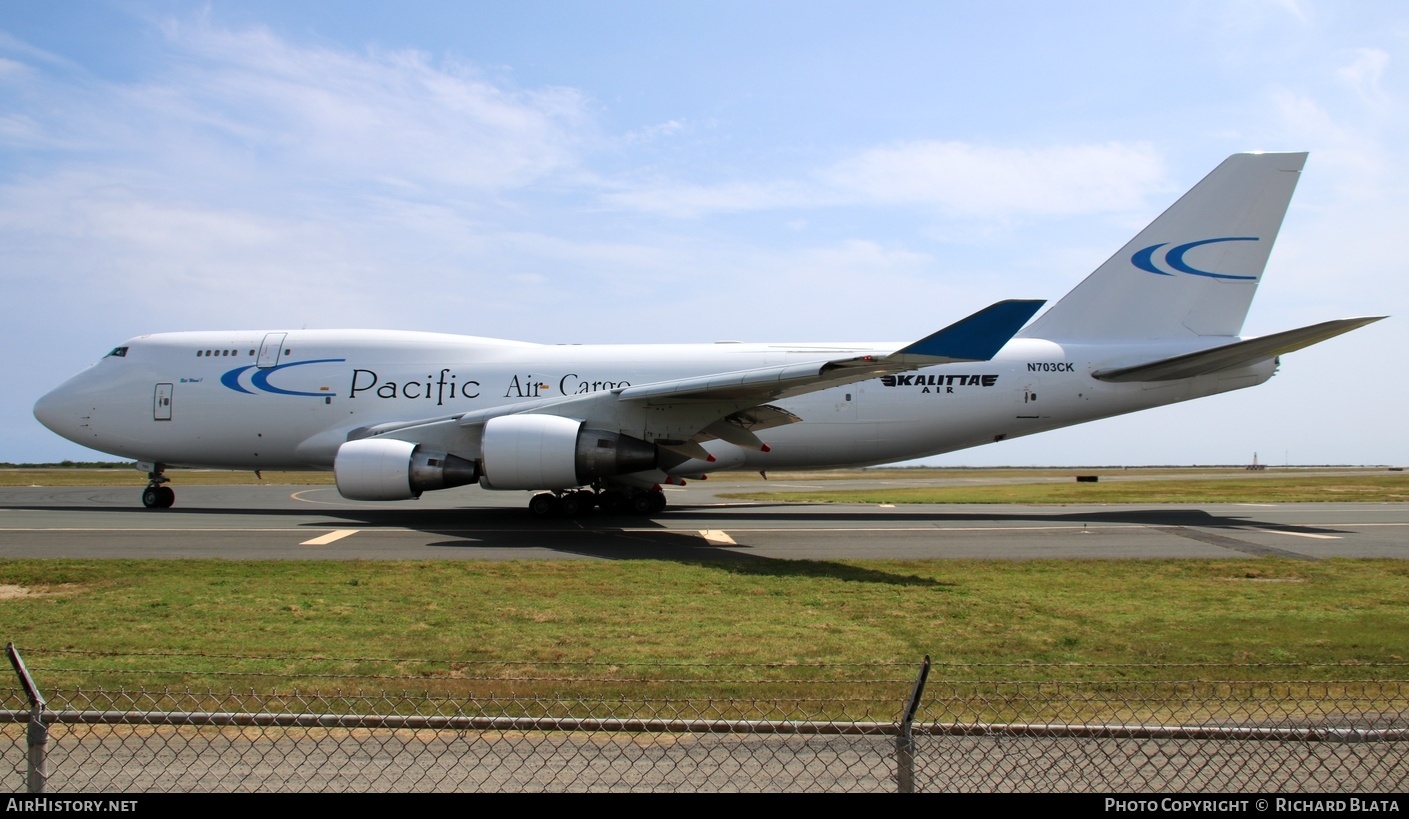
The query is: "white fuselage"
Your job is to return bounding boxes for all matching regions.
[34,328,1275,477]
[33,153,1376,513]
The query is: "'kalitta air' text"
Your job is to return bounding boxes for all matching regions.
[880,374,998,394]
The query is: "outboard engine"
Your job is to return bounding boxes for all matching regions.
[478,414,658,490]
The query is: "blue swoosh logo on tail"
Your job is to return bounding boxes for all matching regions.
[1132,237,1259,280]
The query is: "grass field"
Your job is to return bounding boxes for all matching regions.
[720,474,1409,504]
[5,465,1405,498]
[0,468,336,486]
[2,557,1406,696]
[2,466,1406,698]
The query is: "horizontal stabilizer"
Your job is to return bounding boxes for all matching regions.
[1092,317,1385,382]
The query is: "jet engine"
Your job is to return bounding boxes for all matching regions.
[478,414,658,490]
[334,438,480,501]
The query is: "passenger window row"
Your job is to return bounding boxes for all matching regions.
[195,350,254,357]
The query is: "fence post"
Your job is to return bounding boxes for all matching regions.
[6,643,47,794]
[896,654,931,794]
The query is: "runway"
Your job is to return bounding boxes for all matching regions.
[2,478,1407,561]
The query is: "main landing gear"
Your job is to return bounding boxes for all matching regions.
[527,487,667,518]
[141,466,175,509]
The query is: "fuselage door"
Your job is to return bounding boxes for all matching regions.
[833,388,858,419]
[257,333,287,369]
[154,383,173,421]
[1015,380,1041,419]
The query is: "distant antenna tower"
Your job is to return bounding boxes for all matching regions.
[1246,451,1266,471]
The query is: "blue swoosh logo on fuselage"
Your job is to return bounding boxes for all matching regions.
[221,358,346,397]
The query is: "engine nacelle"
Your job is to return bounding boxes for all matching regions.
[479,414,658,490]
[334,438,479,501]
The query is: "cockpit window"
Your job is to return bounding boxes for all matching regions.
[105,347,129,358]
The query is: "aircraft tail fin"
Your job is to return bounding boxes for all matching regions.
[1017,152,1307,342]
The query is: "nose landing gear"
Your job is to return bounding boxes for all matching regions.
[141,466,175,509]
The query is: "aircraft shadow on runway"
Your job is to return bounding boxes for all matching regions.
[3,500,1352,534]
[5,496,1358,572]
[676,503,1355,535]
[0,499,973,586]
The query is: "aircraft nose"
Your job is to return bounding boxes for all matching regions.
[33,382,86,442]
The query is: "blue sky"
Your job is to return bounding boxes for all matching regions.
[2,1,1404,466]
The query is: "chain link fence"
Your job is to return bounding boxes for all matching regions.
[3,647,1406,792]
[916,678,1408,792]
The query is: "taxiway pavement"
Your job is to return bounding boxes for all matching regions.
[1,478,1406,561]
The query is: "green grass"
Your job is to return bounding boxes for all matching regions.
[4,467,1406,709]
[8,467,1405,502]
[721,474,1409,504]
[0,469,335,486]
[3,558,1407,697]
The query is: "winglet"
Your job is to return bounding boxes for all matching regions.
[893,299,1045,362]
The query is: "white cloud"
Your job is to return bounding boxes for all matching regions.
[624,118,687,143]
[0,31,77,72]
[0,55,29,79]
[157,22,592,192]
[601,141,1168,220]
[600,179,812,217]
[1273,0,1312,24]
[1337,47,1391,110]
[821,141,1166,217]
[1265,89,1384,179]
[2,20,595,200]
[0,19,615,333]
[0,113,42,145]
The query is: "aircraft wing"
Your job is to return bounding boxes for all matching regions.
[1091,316,1385,383]
[447,299,1041,421]
[344,300,1042,462]
[615,299,1045,404]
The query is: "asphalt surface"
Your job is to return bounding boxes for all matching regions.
[1,477,1406,561]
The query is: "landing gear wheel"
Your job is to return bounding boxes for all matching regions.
[560,491,595,517]
[558,493,586,517]
[143,486,176,508]
[630,490,666,515]
[528,493,559,518]
[141,467,175,509]
[598,491,628,515]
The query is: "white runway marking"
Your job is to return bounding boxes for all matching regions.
[289,489,370,506]
[699,530,737,545]
[301,529,360,546]
[1255,529,1341,540]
